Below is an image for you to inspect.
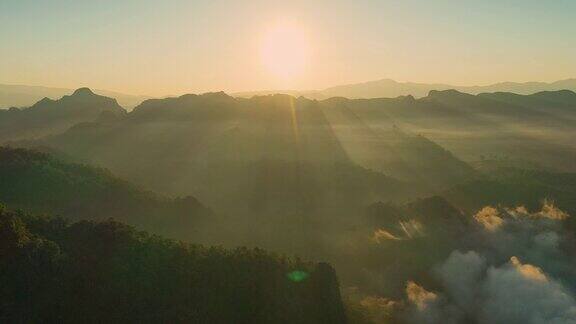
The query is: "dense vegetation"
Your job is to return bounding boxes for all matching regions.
[445,166,576,215]
[0,147,213,242]
[0,206,347,323]
[3,88,576,323]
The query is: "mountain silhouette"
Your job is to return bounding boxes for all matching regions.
[20,92,477,208]
[0,88,126,142]
[0,83,149,109]
[234,78,576,99]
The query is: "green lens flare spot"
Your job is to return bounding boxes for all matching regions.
[287,270,309,282]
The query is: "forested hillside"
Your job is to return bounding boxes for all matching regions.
[5,88,576,323]
[4,1,575,322]
[0,147,213,242]
[0,206,347,323]
[22,91,478,214]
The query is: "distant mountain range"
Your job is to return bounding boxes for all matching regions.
[0,87,126,142]
[0,83,149,109]
[3,78,575,109]
[8,86,576,224]
[4,86,576,320]
[234,78,576,99]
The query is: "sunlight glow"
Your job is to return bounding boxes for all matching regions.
[260,23,309,81]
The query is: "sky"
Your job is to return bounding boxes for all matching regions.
[1,0,575,96]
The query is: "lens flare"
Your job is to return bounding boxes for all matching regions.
[287,270,309,282]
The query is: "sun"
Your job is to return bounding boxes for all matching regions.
[260,23,309,81]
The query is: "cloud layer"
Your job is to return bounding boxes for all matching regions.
[405,202,576,324]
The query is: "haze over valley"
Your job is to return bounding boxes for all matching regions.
[1,84,576,322]
[2,0,576,323]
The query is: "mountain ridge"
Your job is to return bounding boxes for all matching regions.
[0,88,126,142]
[0,83,150,109]
[234,78,576,99]
[0,146,214,242]
[3,78,575,110]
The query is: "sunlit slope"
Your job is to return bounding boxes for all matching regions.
[18,88,576,201]
[328,89,576,173]
[22,88,576,216]
[420,90,576,171]
[30,92,420,219]
[319,97,477,190]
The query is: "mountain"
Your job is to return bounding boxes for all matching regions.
[330,89,576,173]
[234,78,576,100]
[3,86,576,323]
[318,99,478,189]
[352,196,471,296]
[0,206,347,323]
[11,90,483,258]
[0,146,214,243]
[321,79,453,98]
[478,89,576,121]
[7,78,575,109]
[459,78,576,96]
[6,79,576,109]
[15,88,576,205]
[23,91,475,202]
[0,88,126,142]
[0,83,149,109]
[444,167,576,218]
[233,89,326,100]
[18,87,576,209]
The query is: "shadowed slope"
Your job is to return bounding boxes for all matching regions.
[0,147,213,242]
[0,88,126,142]
[0,207,347,323]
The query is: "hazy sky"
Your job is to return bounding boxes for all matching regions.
[1,0,575,96]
